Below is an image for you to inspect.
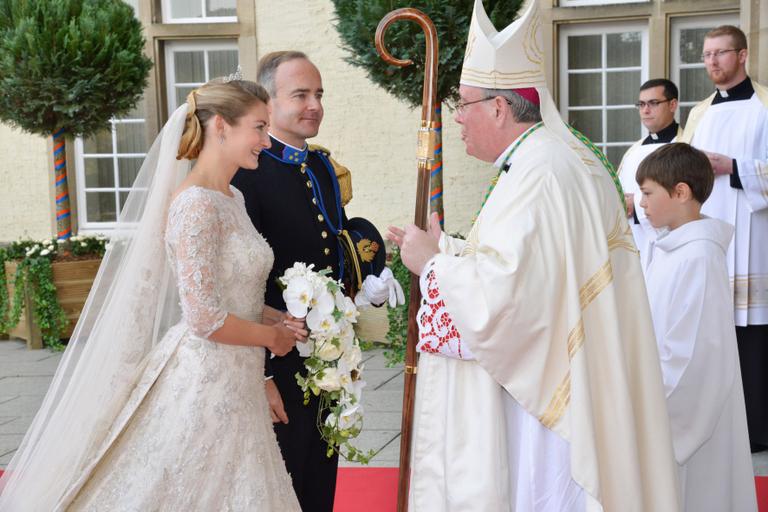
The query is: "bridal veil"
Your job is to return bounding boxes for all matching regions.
[0,104,191,510]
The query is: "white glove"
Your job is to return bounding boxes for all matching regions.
[354,267,406,308]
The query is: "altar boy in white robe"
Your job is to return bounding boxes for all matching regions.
[387,1,680,511]
[680,25,768,452]
[617,78,682,262]
[638,142,756,512]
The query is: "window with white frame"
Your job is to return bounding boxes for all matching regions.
[165,40,239,116]
[559,0,649,7]
[162,0,236,23]
[559,22,648,168]
[74,100,148,230]
[670,13,739,126]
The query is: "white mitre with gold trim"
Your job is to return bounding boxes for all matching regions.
[460,0,613,180]
[460,0,545,90]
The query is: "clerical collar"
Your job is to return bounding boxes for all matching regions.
[642,121,678,145]
[266,133,308,164]
[713,76,754,104]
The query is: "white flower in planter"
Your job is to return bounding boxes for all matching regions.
[39,249,50,256]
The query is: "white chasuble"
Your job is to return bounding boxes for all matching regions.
[409,127,680,512]
[681,82,768,326]
[644,218,756,512]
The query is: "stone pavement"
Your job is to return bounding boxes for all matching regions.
[2,338,767,475]
[0,339,402,469]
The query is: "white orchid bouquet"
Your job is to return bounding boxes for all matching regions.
[280,262,375,464]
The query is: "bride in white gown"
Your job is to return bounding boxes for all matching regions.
[0,79,304,511]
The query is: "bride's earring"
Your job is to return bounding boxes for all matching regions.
[219,133,225,145]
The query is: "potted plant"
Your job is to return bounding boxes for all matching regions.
[0,235,107,350]
[0,0,152,241]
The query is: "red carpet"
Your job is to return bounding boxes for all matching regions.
[0,468,765,509]
[334,468,398,511]
[333,469,768,511]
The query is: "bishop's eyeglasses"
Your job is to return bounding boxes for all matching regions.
[456,96,513,115]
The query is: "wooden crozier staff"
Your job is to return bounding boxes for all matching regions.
[375,9,438,512]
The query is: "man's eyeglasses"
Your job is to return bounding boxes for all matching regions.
[701,48,743,61]
[634,99,671,109]
[456,96,512,115]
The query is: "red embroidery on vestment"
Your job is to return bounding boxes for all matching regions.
[417,269,465,358]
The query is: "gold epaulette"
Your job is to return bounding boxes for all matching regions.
[308,143,353,206]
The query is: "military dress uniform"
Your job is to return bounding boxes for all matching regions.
[231,136,349,512]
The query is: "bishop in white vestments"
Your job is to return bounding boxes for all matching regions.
[617,78,681,261]
[680,25,768,452]
[388,1,680,511]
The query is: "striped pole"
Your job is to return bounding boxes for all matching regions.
[53,128,72,240]
[429,102,444,227]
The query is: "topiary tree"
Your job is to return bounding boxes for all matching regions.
[0,0,152,240]
[331,0,521,224]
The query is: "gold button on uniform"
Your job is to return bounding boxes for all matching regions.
[312,198,317,205]
[324,248,331,255]
[317,214,324,222]
[321,231,328,239]
[300,166,307,174]
[306,180,312,188]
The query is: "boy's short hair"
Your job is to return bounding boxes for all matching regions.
[636,143,714,203]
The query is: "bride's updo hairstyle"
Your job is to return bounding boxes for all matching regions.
[176,79,269,160]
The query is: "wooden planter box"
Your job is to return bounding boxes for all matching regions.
[354,306,390,344]
[4,258,101,349]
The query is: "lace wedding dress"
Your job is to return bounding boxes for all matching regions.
[60,185,300,511]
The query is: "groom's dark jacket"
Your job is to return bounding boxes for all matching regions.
[231,135,347,512]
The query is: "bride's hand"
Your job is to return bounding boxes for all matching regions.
[270,324,300,356]
[284,314,308,342]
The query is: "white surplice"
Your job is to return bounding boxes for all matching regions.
[644,217,756,512]
[408,125,680,512]
[681,81,768,326]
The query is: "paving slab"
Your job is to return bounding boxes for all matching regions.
[0,417,32,435]
[0,375,59,395]
[0,434,24,460]
[0,395,50,417]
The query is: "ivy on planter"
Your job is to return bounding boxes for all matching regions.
[0,235,107,350]
[383,247,410,367]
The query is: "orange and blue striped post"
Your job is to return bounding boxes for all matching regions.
[53,128,72,240]
[429,102,444,227]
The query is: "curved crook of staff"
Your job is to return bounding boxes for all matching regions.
[375,9,438,512]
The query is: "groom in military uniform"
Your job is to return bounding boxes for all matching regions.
[231,51,352,512]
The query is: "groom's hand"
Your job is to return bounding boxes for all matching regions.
[266,379,289,424]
